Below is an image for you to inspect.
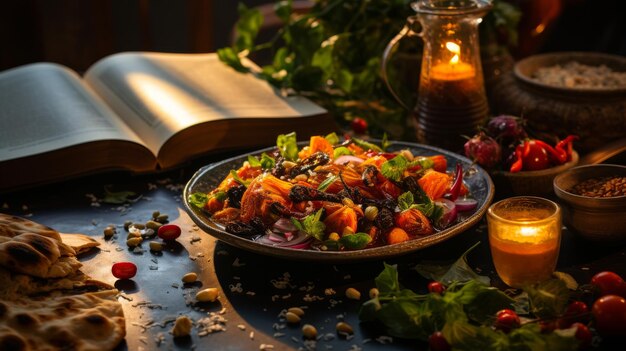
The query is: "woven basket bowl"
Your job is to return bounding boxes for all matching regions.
[492,151,579,197]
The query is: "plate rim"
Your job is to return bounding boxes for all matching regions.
[183,140,494,262]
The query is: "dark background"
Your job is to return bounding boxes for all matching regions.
[1,0,624,74]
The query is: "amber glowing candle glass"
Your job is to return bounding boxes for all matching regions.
[487,197,562,288]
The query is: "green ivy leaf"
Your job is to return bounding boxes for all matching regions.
[216,47,248,72]
[414,242,491,286]
[234,3,263,52]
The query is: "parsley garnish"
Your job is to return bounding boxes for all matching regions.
[291,208,326,241]
[277,132,299,161]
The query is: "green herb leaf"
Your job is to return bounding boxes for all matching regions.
[234,3,263,52]
[317,175,337,191]
[247,155,261,167]
[381,133,391,151]
[291,208,325,241]
[333,146,353,159]
[188,192,208,208]
[277,132,299,161]
[273,0,292,23]
[381,155,408,181]
[526,278,570,319]
[444,280,514,324]
[259,153,276,170]
[229,170,250,187]
[216,47,248,73]
[339,232,372,250]
[409,156,435,170]
[352,137,383,152]
[414,242,491,285]
[325,132,340,145]
[397,191,414,212]
[375,263,401,293]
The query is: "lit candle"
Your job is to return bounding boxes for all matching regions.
[430,42,476,81]
[487,197,562,288]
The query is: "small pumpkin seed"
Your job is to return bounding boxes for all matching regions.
[342,197,355,207]
[364,206,378,221]
[156,214,169,223]
[131,223,145,230]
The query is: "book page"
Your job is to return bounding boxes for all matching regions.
[83,52,327,156]
[0,63,146,162]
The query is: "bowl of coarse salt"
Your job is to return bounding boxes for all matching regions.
[491,52,626,154]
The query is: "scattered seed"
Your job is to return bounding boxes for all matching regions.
[196,288,219,302]
[126,237,143,247]
[287,307,305,317]
[364,206,378,221]
[123,220,133,231]
[149,241,163,252]
[302,324,317,339]
[171,316,193,338]
[285,312,301,324]
[336,322,354,335]
[345,287,361,300]
[145,220,163,230]
[156,214,169,223]
[103,227,116,238]
[152,211,160,219]
[132,223,146,230]
[369,288,379,299]
[182,272,198,284]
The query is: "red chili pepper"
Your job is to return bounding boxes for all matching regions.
[533,139,567,164]
[509,144,524,173]
[555,135,579,161]
[448,163,464,201]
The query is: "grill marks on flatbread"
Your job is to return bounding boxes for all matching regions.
[0,215,125,351]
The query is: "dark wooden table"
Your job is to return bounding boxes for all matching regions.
[1,157,625,351]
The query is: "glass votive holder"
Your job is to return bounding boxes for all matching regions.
[487,196,562,288]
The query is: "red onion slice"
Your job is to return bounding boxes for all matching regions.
[454,198,478,212]
[435,198,458,229]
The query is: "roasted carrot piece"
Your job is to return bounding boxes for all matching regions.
[418,170,452,200]
[387,227,410,245]
[206,196,225,213]
[394,209,433,236]
[324,205,359,235]
[299,136,334,159]
[212,207,240,222]
[429,155,448,173]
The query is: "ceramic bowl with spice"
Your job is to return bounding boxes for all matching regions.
[553,164,626,242]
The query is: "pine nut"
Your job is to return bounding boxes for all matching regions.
[182,272,198,283]
[345,287,361,300]
[149,241,163,252]
[369,288,380,299]
[285,312,301,324]
[336,322,354,335]
[196,288,219,302]
[302,324,317,339]
[145,220,162,230]
[126,237,143,247]
[287,307,305,317]
[364,206,379,221]
[171,316,193,338]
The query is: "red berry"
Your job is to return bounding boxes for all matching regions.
[350,117,368,134]
[590,271,626,298]
[158,224,181,240]
[557,301,589,329]
[572,323,592,349]
[592,294,626,337]
[494,309,521,333]
[112,262,137,279]
[428,281,446,295]
[428,331,450,351]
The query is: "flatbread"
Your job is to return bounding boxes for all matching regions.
[0,289,125,351]
[59,233,100,255]
[0,215,126,351]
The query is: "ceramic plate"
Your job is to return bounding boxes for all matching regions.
[183,141,494,262]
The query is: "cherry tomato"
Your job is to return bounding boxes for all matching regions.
[428,331,450,351]
[539,320,556,333]
[494,309,521,333]
[592,294,626,337]
[350,117,368,135]
[557,300,589,329]
[521,140,550,171]
[112,262,137,279]
[590,271,626,298]
[158,224,181,240]
[428,281,446,295]
[572,322,592,350]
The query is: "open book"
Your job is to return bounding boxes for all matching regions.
[0,52,334,191]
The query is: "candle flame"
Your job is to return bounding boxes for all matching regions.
[446,42,460,65]
[519,226,539,237]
